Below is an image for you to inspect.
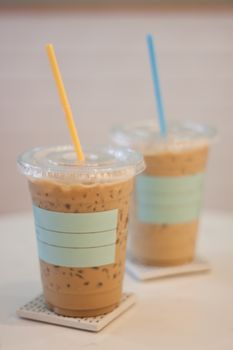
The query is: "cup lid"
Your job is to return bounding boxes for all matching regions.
[17,145,145,182]
[111,120,217,153]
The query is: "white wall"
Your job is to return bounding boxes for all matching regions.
[0,10,232,214]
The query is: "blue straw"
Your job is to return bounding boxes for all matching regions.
[146,34,167,136]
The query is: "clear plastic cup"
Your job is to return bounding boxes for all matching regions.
[111,120,217,266]
[18,145,145,316]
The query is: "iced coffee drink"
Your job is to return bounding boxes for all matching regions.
[18,145,144,316]
[112,121,216,266]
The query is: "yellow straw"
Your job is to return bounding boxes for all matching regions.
[46,43,85,161]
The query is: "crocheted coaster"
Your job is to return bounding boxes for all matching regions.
[126,257,211,281]
[17,292,136,332]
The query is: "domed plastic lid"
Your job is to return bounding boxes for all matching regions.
[17,145,145,183]
[112,120,217,153]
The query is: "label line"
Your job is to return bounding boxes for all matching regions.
[37,237,116,250]
[35,224,117,235]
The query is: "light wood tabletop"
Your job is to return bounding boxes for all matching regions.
[0,209,233,349]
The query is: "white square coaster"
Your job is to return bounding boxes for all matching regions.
[17,292,136,332]
[126,257,211,281]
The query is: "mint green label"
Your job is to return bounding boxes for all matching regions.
[136,173,204,224]
[33,206,118,267]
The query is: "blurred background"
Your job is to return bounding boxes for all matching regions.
[0,0,232,214]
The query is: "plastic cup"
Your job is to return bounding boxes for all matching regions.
[18,145,145,316]
[111,120,216,266]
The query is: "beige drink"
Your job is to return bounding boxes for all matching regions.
[112,121,216,266]
[130,145,208,265]
[18,145,144,316]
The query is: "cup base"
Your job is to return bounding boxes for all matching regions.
[46,301,119,317]
[130,255,194,267]
[129,220,198,267]
[43,285,122,317]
